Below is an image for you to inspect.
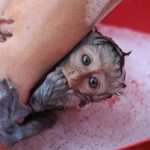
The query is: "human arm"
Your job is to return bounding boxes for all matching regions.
[0,0,121,104]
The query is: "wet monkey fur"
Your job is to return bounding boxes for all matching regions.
[0,31,130,147]
[0,13,13,41]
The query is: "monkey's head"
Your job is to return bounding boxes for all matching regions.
[60,31,130,106]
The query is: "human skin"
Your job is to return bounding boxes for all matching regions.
[0,0,121,105]
[0,0,10,12]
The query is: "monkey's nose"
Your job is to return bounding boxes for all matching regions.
[69,70,76,76]
[68,76,78,89]
[69,70,78,79]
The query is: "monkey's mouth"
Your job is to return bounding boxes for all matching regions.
[68,78,78,89]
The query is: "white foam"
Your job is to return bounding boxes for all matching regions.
[12,25,150,150]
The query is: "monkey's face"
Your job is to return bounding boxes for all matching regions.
[59,32,128,104]
[61,45,108,95]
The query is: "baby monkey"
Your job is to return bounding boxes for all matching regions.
[0,31,130,147]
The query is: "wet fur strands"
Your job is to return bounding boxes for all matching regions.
[0,31,130,147]
[0,13,13,42]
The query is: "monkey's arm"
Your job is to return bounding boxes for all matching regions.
[0,13,13,42]
[0,77,33,146]
[29,68,68,112]
[0,69,68,147]
[0,77,56,147]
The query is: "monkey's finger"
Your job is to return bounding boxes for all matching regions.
[55,67,62,73]
[0,77,9,91]
[45,70,63,82]
[0,29,12,37]
[52,90,68,98]
[52,85,68,98]
[13,105,32,122]
[55,78,68,87]
[0,15,14,24]
[53,80,68,93]
[8,81,18,99]
[0,33,6,42]
[7,79,16,91]
[0,24,13,37]
[52,69,63,76]
[52,68,64,77]
[51,74,64,82]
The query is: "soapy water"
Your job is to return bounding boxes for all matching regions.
[12,25,150,150]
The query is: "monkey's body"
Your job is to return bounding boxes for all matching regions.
[0,31,129,147]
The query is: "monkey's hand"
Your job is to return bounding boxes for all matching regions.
[0,77,32,147]
[0,13,13,42]
[29,68,69,112]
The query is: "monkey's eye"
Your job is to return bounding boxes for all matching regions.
[81,54,91,66]
[89,77,98,88]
